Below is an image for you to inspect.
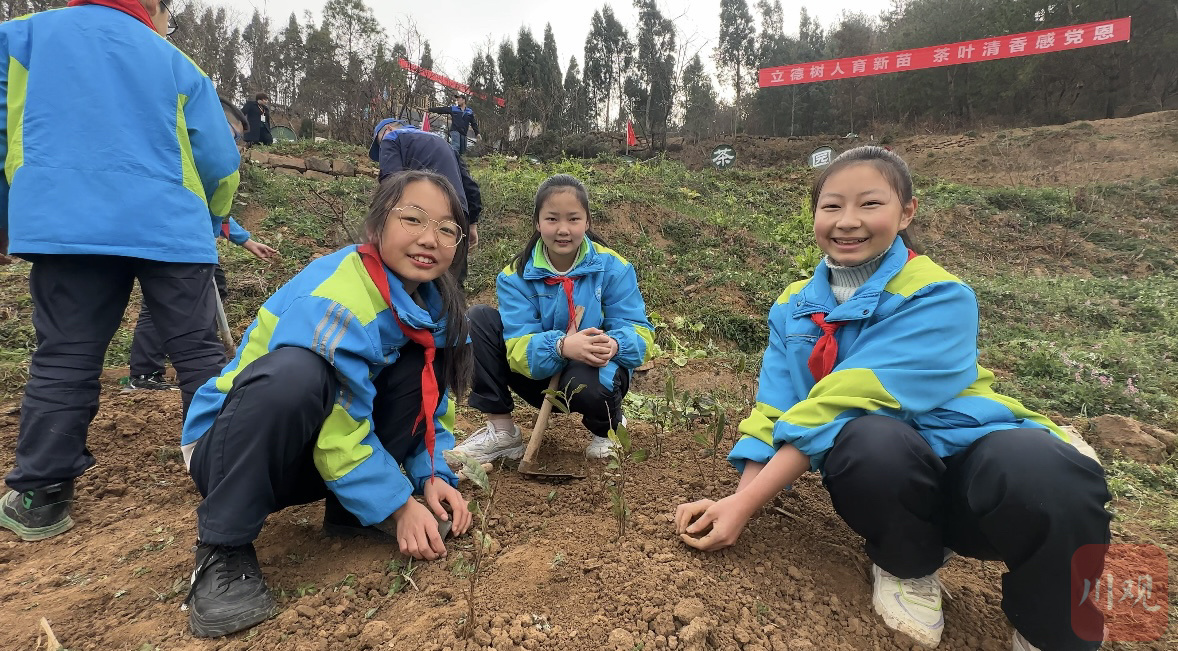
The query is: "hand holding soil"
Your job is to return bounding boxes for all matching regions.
[675,494,756,551]
[387,498,449,561]
[423,476,472,537]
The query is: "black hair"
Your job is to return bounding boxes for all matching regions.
[809,145,922,253]
[365,170,471,399]
[255,92,270,102]
[219,97,248,132]
[511,174,608,275]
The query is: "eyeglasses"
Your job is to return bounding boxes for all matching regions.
[160,0,178,36]
[392,206,464,247]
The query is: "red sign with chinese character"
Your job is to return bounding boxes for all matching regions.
[397,59,507,108]
[759,17,1131,88]
[1072,543,1169,642]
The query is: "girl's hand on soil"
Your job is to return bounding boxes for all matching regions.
[242,239,279,260]
[563,328,613,367]
[674,499,715,535]
[423,477,473,536]
[391,498,448,560]
[676,493,756,552]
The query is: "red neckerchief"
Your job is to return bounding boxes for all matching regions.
[357,244,440,478]
[67,0,156,31]
[808,249,919,382]
[544,275,576,326]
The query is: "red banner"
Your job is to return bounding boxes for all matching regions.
[397,59,506,108]
[759,17,1131,88]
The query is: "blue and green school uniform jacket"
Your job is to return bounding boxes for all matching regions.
[0,3,240,263]
[498,237,656,388]
[182,246,460,526]
[730,237,1066,473]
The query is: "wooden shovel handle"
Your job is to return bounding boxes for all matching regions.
[521,306,584,463]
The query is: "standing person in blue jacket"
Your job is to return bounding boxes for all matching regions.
[674,147,1110,651]
[370,118,482,282]
[0,0,241,542]
[179,170,473,637]
[454,174,655,462]
[429,94,480,156]
[125,216,278,390]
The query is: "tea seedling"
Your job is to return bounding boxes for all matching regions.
[603,419,648,540]
[446,450,498,639]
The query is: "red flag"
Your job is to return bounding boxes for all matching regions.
[626,121,638,147]
[421,110,432,132]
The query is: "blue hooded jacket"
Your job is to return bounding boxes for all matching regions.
[729,237,1067,473]
[182,246,461,525]
[0,3,241,263]
[496,237,656,388]
[368,119,481,224]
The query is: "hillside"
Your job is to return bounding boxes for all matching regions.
[0,114,1175,650]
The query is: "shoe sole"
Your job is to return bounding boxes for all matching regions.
[873,591,943,648]
[0,511,74,541]
[189,595,276,638]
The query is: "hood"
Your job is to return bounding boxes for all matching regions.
[68,0,156,31]
[368,118,412,161]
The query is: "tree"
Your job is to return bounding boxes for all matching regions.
[583,5,633,130]
[633,0,677,150]
[829,13,878,134]
[681,54,717,142]
[538,24,565,132]
[749,0,792,136]
[715,0,756,134]
[563,56,588,134]
[241,10,274,98]
[272,13,306,108]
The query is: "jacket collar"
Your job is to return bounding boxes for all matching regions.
[792,236,909,321]
[67,0,155,31]
[522,237,599,280]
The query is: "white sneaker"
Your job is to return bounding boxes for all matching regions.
[587,416,628,459]
[452,422,525,462]
[872,564,945,648]
[586,435,619,459]
[1012,631,1041,651]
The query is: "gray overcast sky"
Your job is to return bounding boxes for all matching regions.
[241,0,891,83]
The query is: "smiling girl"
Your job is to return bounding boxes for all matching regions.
[178,170,474,638]
[674,147,1110,651]
[455,174,655,461]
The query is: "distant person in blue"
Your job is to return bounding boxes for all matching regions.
[0,0,241,542]
[370,118,483,283]
[429,94,480,156]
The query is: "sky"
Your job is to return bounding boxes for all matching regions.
[239,0,891,83]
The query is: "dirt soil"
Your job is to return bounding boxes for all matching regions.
[674,111,1178,188]
[0,373,1171,651]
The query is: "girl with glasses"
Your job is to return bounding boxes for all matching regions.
[179,170,474,638]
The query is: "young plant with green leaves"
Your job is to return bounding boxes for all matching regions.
[542,381,586,415]
[693,404,729,474]
[444,450,497,639]
[603,419,648,541]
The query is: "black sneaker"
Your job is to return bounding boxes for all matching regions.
[322,493,451,541]
[186,542,275,638]
[127,371,178,391]
[0,481,75,541]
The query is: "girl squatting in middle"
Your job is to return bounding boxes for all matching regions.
[456,174,656,461]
